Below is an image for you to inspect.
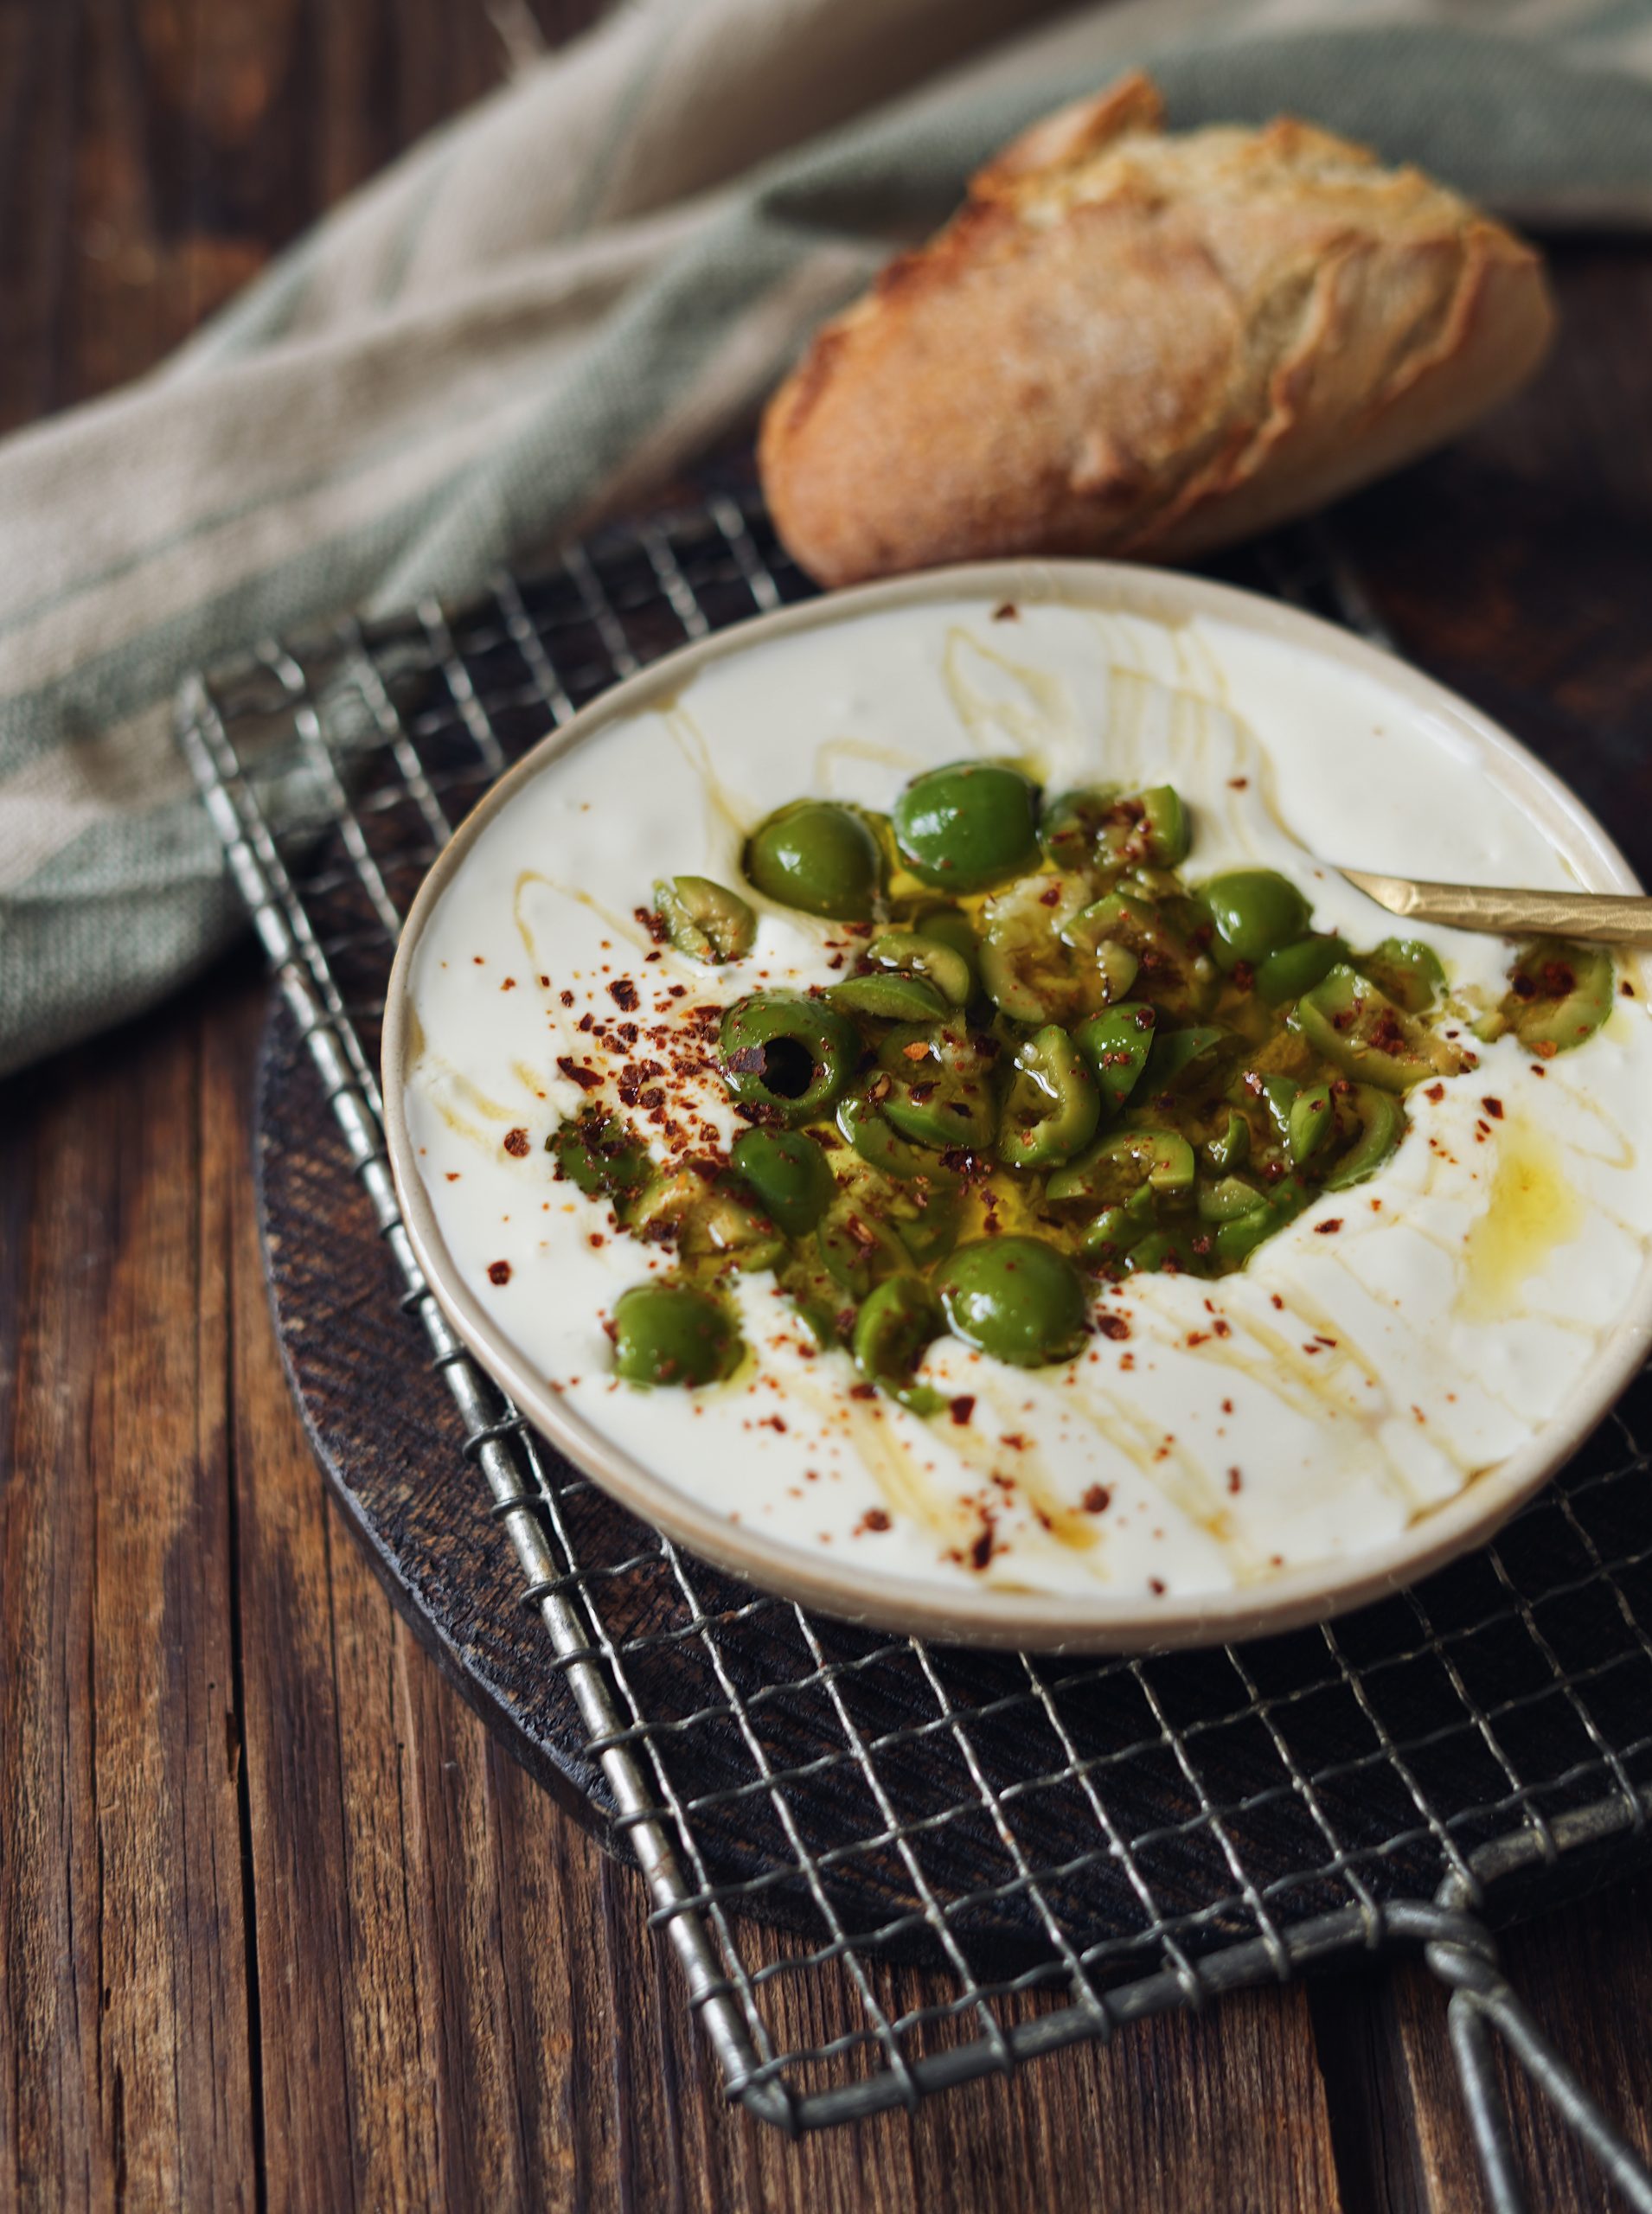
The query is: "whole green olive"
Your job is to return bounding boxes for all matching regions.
[1201,870,1312,969]
[853,1276,946,1414]
[611,1279,742,1387]
[934,1237,1090,1369]
[718,993,856,1125]
[744,801,881,919]
[893,762,1040,892]
[729,1128,836,1237]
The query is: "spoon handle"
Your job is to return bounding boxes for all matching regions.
[1339,867,1652,946]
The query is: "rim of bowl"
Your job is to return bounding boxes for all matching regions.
[381,557,1652,1653]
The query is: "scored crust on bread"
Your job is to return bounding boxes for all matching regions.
[758,73,1554,585]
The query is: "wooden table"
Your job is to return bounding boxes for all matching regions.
[4,8,1651,2207]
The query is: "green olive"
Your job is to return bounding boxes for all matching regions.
[816,1197,912,1300]
[1124,1227,1205,1277]
[853,1276,946,1414]
[1294,966,1445,1091]
[997,1025,1100,1171]
[866,930,974,1008]
[1203,1108,1250,1171]
[981,873,1102,1023]
[718,993,856,1125]
[651,874,756,963]
[1071,1003,1157,1115]
[1039,785,1120,871]
[1201,870,1313,969]
[628,1168,784,1270]
[836,1090,960,1185]
[1137,786,1191,868]
[893,761,1040,892]
[1287,1084,1335,1167]
[1142,1024,1226,1094]
[1046,1129,1196,1206]
[829,971,950,1022]
[1080,1183,1157,1262]
[730,1128,835,1238]
[876,1022,998,1151]
[611,1279,742,1387]
[1323,1085,1405,1190]
[1501,937,1615,1055]
[1211,1179,1311,1269]
[934,1238,1090,1368]
[549,1110,652,1203]
[1356,937,1445,1014]
[1257,935,1347,1006]
[744,801,881,919]
[1196,1175,1269,1223]
[1064,888,1216,1020]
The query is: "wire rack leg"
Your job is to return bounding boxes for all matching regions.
[1426,1896,1652,2212]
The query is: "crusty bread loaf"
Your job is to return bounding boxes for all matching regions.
[759,74,1553,585]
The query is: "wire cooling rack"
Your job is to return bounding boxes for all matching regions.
[178,477,1652,2211]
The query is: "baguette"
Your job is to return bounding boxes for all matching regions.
[759,74,1553,585]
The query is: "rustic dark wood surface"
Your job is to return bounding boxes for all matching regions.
[4,5,1652,2209]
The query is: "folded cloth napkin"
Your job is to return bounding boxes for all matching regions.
[3,0,1651,1079]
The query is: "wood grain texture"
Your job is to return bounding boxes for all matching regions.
[3,2,1652,2208]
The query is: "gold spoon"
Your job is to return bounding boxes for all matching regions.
[1338,867,1652,947]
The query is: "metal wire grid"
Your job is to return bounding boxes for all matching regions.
[178,483,1652,2201]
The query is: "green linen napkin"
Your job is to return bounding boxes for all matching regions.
[3,0,1651,1078]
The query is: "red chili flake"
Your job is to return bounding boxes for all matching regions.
[1270,1294,1284,1311]
[1095,1313,1131,1341]
[970,1522,996,1571]
[1482,1097,1504,1119]
[577,1012,595,1033]
[609,978,639,1012]
[635,905,669,944]
[503,1127,530,1157]
[1228,777,1249,790]
[1000,1433,1028,1451]
[1534,1039,1558,1059]
[1622,979,1636,998]
[539,976,550,989]
[759,1416,788,1434]
[848,1383,876,1401]
[501,976,517,991]
[1118,1353,1135,1371]
[556,1057,603,1091]
[949,1396,976,1426]
[1213,1318,1232,1339]
[992,602,1019,622]
[1221,1398,1233,1415]
[1082,1486,1111,1514]
[560,989,575,1008]
[587,1233,605,1250]
[861,1508,892,1533]
[901,1040,930,1062]
[1226,1468,1243,1494]
[1039,884,1062,908]
[473,955,485,965]
[1148,1577,1166,1597]
[445,1171,461,1182]
[1315,1218,1343,1236]
[487,1260,512,1285]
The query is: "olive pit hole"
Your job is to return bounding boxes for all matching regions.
[760,1036,817,1099]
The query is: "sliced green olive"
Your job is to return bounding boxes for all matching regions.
[866,930,973,1008]
[853,1276,946,1415]
[1293,965,1446,1091]
[729,1128,835,1238]
[1356,937,1445,1014]
[744,801,881,920]
[1501,937,1615,1056]
[1066,889,1216,1020]
[1061,900,1143,1001]
[934,1238,1090,1368]
[1196,1175,1269,1223]
[1080,1183,1157,1261]
[1124,1227,1205,1277]
[1071,1003,1157,1115]
[1142,1024,1226,1094]
[611,1280,742,1387]
[719,993,856,1125]
[651,873,756,963]
[1203,1109,1250,1171]
[1287,1084,1335,1168]
[829,971,950,1022]
[1201,870,1312,969]
[629,1168,784,1270]
[893,761,1040,891]
[816,1197,912,1301]
[911,906,983,989]
[877,1023,998,1151]
[836,1090,960,1185]
[1323,1085,1405,1190]
[980,873,1100,1024]
[549,1110,652,1203]
[1046,1128,1196,1206]
[1138,786,1191,868]
[1257,935,1347,1006]
[997,1025,1101,1171]
[1039,785,1119,870]
[1210,1178,1311,1269]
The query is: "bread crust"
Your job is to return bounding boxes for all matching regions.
[759,74,1554,585]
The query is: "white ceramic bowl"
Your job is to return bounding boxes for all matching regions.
[382,560,1652,1651]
